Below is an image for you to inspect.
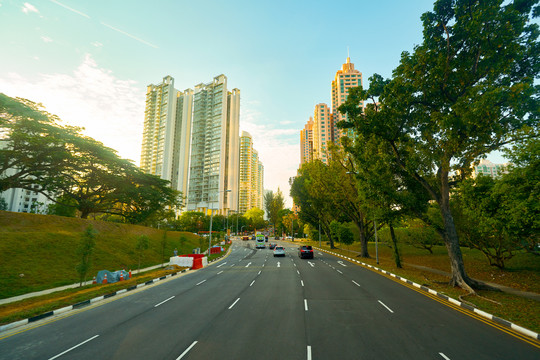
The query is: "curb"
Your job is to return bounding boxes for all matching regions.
[0,269,189,334]
[0,246,233,334]
[315,247,540,342]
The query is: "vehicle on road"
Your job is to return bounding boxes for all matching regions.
[273,246,285,257]
[298,245,314,259]
[269,243,276,250]
[255,234,266,249]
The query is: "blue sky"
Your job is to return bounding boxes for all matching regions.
[1,0,503,207]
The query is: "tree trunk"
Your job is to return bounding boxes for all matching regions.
[389,223,402,268]
[353,217,370,258]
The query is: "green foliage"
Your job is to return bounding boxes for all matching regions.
[76,225,97,286]
[244,207,265,230]
[338,224,355,247]
[160,231,168,265]
[136,235,150,272]
[264,189,285,228]
[0,197,7,211]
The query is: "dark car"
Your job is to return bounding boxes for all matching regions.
[298,245,314,259]
[269,243,277,250]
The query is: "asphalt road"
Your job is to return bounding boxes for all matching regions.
[0,239,538,359]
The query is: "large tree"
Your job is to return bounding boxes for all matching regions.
[339,0,539,292]
[264,188,285,228]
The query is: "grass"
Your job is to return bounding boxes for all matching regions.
[0,211,217,299]
[299,239,540,334]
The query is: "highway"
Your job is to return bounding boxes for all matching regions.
[0,239,538,359]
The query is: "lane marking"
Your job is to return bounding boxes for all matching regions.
[176,341,198,360]
[304,299,308,311]
[337,270,343,274]
[258,270,261,275]
[217,271,223,275]
[154,296,175,307]
[196,280,206,286]
[307,345,312,360]
[245,262,252,268]
[231,264,235,267]
[277,262,281,267]
[250,280,255,287]
[217,262,227,268]
[439,353,451,360]
[337,261,347,267]
[48,335,99,360]
[301,280,304,287]
[378,300,394,313]
[352,280,361,287]
[297,270,300,275]
[293,263,297,267]
[228,298,240,309]
[307,261,315,267]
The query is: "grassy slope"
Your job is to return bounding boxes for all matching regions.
[0,211,204,299]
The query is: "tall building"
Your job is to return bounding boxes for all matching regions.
[140,75,192,197]
[331,57,363,143]
[239,131,264,213]
[312,103,333,164]
[300,117,314,165]
[472,159,510,179]
[187,74,240,215]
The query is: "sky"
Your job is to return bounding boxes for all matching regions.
[0,0,505,208]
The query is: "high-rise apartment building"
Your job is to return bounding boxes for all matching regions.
[239,131,264,213]
[300,117,314,165]
[312,103,333,164]
[187,74,240,215]
[140,76,192,197]
[331,57,363,142]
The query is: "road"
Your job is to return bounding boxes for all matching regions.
[0,239,538,359]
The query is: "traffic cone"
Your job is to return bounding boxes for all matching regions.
[103,273,108,284]
[129,269,132,279]
[120,271,124,281]
[92,276,97,284]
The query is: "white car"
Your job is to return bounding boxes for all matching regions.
[273,246,285,257]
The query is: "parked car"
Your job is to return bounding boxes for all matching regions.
[273,246,286,257]
[298,245,314,259]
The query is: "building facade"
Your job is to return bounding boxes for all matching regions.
[187,74,240,215]
[238,131,264,213]
[312,103,333,164]
[300,117,314,165]
[472,159,510,178]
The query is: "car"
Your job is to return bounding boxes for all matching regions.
[298,245,314,259]
[273,246,285,257]
[269,243,276,250]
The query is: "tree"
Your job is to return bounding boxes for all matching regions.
[136,235,149,273]
[338,0,539,292]
[264,189,285,229]
[160,231,168,267]
[244,207,265,230]
[76,225,97,286]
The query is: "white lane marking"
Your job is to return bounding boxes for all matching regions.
[297,270,300,275]
[228,298,240,309]
[258,270,261,275]
[307,345,312,360]
[307,261,315,267]
[378,300,394,313]
[217,262,227,268]
[277,262,281,267]
[439,353,451,360]
[196,280,206,286]
[293,263,297,267]
[245,262,252,268]
[318,252,323,255]
[176,341,198,360]
[217,271,223,275]
[154,296,175,307]
[231,264,235,267]
[250,280,255,286]
[337,261,347,267]
[304,299,308,311]
[301,280,304,287]
[48,335,99,360]
[262,264,265,267]
[337,270,343,274]
[352,280,361,287]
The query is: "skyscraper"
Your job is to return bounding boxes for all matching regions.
[187,74,240,215]
[140,75,192,196]
[239,131,264,213]
[312,103,333,164]
[331,57,363,142]
[300,117,314,165]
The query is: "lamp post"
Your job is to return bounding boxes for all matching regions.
[209,189,231,256]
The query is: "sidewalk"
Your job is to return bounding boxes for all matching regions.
[321,246,540,302]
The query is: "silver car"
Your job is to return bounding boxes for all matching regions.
[273,246,285,257]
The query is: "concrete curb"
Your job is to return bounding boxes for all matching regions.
[0,246,232,334]
[315,247,540,342]
[0,269,189,334]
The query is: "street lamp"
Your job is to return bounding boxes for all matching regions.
[209,189,231,256]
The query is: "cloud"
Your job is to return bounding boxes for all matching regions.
[101,22,158,49]
[0,54,145,163]
[22,3,38,14]
[91,41,103,48]
[49,0,90,18]
[40,36,53,43]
